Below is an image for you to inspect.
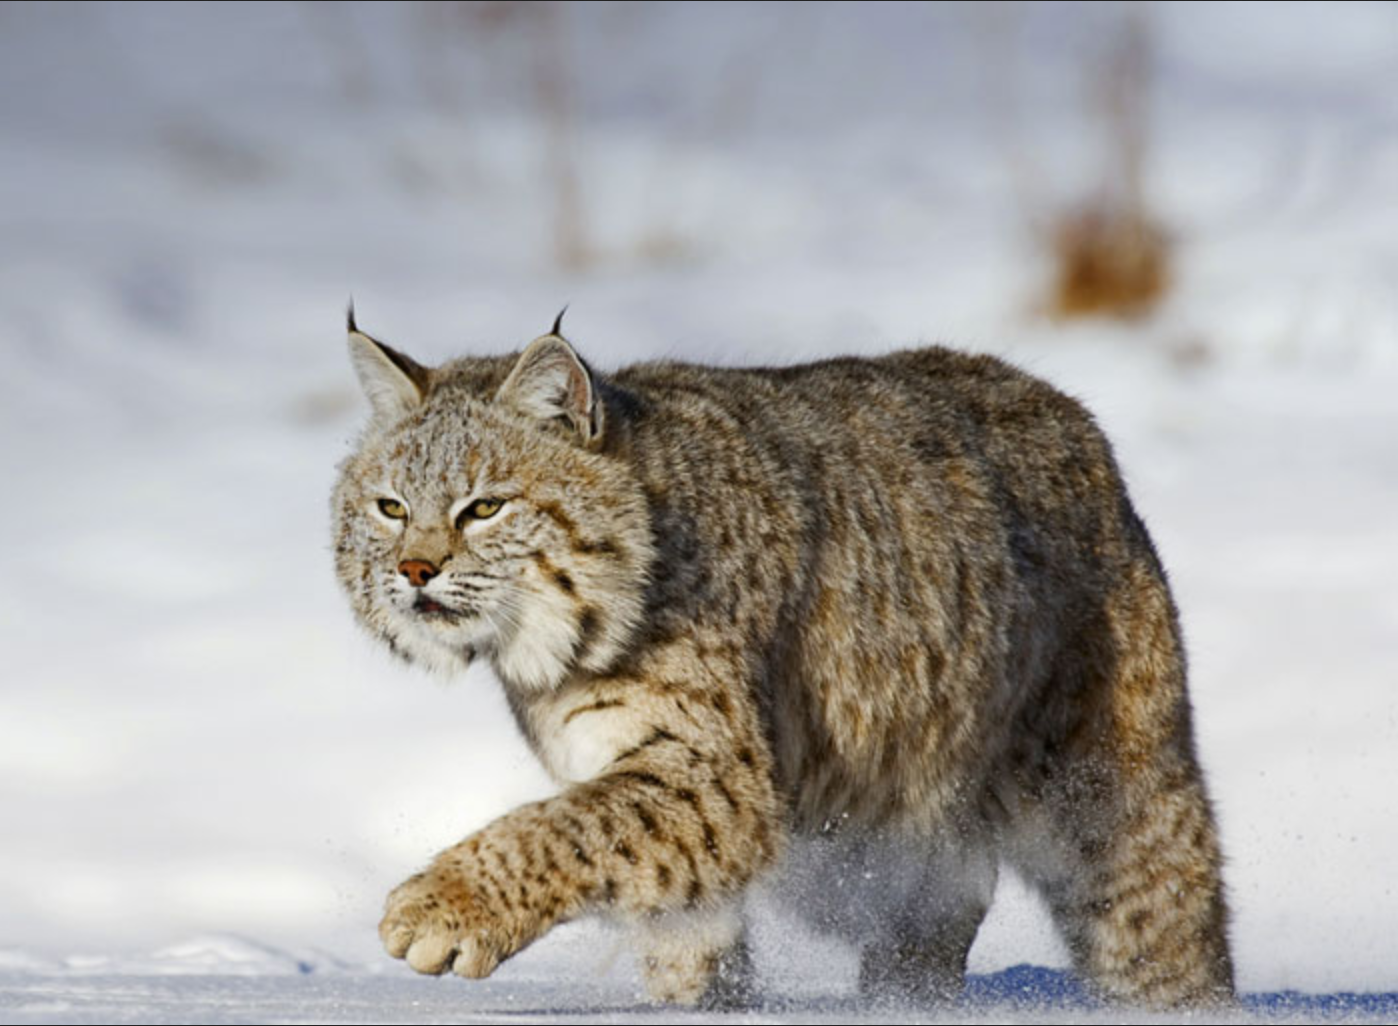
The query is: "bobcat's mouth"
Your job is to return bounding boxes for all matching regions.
[413,594,464,621]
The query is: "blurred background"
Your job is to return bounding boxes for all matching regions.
[1,0,1396,996]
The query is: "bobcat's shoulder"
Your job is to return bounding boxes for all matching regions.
[332,314,1233,1008]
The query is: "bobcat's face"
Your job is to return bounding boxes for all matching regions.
[332,315,653,691]
[335,404,537,676]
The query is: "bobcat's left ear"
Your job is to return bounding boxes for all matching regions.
[495,329,604,449]
[346,304,432,422]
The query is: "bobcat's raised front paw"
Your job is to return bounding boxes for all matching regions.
[379,864,515,978]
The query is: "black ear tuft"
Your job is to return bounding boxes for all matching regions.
[550,305,569,339]
[347,298,359,335]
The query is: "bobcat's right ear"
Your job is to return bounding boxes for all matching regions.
[346,304,431,421]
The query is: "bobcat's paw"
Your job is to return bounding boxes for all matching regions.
[379,864,514,978]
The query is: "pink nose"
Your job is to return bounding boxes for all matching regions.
[398,559,439,587]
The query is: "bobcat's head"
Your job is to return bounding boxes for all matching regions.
[331,310,653,691]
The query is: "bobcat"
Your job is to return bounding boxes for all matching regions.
[331,308,1234,1008]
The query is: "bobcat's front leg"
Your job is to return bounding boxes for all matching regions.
[380,654,782,996]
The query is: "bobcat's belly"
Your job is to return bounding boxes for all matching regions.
[766,826,997,945]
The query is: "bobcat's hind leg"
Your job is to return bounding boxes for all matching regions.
[635,904,754,1008]
[1034,772,1233,1008]
[857,845,997,1003]
[1025,566,1234,1007]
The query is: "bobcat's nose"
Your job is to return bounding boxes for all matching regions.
[398,559,440,588]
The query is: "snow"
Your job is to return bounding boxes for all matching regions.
[3,938,1398,1026]
[2,1,1396,1021]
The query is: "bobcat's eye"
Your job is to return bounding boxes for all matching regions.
[377,498,408,520]
[455,497,505,529]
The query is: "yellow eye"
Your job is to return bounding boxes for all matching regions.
[377,498,408,520]
[456,497,504,528]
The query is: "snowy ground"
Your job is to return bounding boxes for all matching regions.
[2,2,1397,1022]
[3,935,1398,1026]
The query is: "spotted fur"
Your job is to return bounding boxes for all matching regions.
[331,313,1233,1008]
